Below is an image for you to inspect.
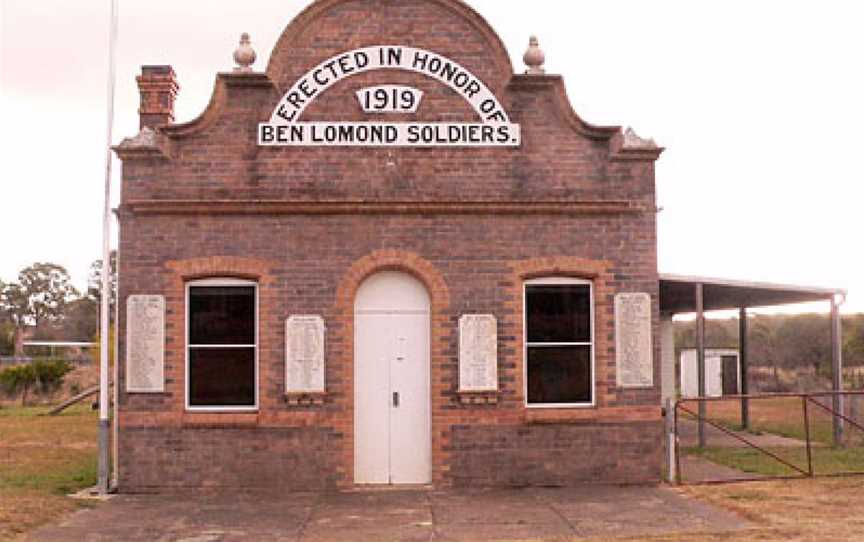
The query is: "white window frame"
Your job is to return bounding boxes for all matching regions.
[185,278,259,412]
[523,277,596,409]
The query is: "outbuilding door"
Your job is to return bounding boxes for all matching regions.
[722,355,739,396]
[354,272,431,485]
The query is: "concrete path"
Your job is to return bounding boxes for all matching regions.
[28,485,748,541]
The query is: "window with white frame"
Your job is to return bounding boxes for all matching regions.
[186,279,257,410]
[524,278,594,406]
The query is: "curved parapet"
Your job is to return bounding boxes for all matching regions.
[266,0,514,93]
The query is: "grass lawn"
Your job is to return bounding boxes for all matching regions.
[0,404,99,540]
[682,396,863,446]
[686,446,864,477]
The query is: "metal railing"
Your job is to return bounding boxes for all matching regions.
[0,356,93,366]
[667,391,864,485]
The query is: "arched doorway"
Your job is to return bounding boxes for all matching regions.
[354,271,431,485]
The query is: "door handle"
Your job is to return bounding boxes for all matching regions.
[393,392,400,408]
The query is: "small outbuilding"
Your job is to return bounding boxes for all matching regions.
[680,348,740,398]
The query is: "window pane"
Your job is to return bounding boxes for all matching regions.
[189,348,255,406]
[189,286,255,345]
[526,284,591,343]
[527,346,592,404]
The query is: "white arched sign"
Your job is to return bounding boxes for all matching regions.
[259,45,520,147]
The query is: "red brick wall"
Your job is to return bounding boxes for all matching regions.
[450,421,662,487]
[120,427,340,491]
[116,0,663,490]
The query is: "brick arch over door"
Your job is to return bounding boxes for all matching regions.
[332,250,451,485]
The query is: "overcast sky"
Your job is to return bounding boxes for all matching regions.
[1,0,862,314]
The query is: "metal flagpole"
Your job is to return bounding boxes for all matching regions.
[98,0,119,495]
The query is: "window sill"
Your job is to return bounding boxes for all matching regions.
[458,391,499,405]
[526,402,595,409]
[525,406,662,425]
[285,393,327,406]
[181,411,259,428]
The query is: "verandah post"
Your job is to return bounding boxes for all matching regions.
[696,283,706,448]
[739,306,749,430]
[831,295,844,447]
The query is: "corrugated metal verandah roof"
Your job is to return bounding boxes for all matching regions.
[659,274,846,314]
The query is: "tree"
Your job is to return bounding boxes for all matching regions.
[844,314,864,368]
[62,297,99,341]
[0,322,13,355]
[749,316,784,390]
[0,263,79,356]
[88,250,117,321]
[0,281,8,354]
[776,314,831,377]
[33,297,98,343]
[674,317,740,352]
[89,326,116,369]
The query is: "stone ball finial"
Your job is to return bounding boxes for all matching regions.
[523,35,546,75]
[233,32,256,72]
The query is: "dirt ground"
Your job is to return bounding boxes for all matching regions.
[675,477,864,542]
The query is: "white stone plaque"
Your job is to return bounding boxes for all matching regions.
[615,293,654,388]
[459,314,498,392]
[286,316,326,394]
[126,295,165,393]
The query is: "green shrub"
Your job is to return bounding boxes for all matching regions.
[32,358,73,396]
[0,364,37,405]
[0,358,72,405]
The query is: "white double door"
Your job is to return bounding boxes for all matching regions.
[354,272,431,485]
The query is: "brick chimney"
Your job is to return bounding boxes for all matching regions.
[136,65,179,130]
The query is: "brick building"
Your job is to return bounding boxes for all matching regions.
[114,0,667,491]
